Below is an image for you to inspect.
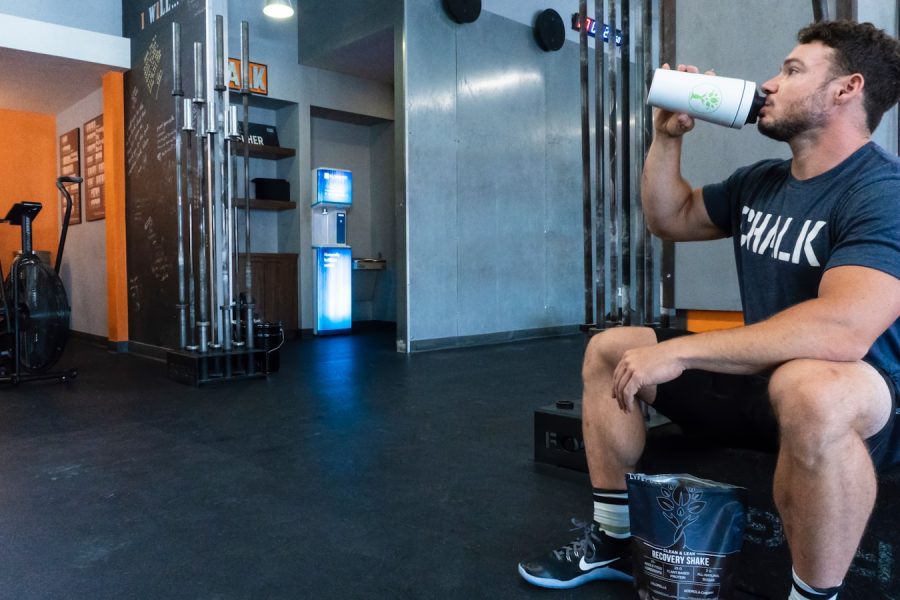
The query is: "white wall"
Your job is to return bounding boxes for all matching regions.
[369,121,396,322]
[310,119,373,255]
[0,0,121,36]
[56,89,109,337]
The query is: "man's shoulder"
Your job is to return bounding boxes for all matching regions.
[855,142,900,180]
[842,143,900,202]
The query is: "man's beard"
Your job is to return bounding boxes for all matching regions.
[757,88,829,142]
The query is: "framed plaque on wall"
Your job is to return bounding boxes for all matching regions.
[59,128,82,225]
[84,115,105,221]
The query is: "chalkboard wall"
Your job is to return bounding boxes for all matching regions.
[123,0,206,348]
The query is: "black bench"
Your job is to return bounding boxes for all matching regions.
[534,404,898,598]
[640,424,899,599]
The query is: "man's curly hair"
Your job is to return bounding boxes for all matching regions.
[798,20,900,133]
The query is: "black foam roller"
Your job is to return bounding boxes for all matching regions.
[534,9,565,52]
[443,0,481,24]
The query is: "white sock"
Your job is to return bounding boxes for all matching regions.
[592,488,630,538]
[788,568,840,600]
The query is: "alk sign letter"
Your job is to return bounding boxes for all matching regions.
[228,58,269,95]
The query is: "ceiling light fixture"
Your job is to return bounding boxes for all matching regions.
[263,0,294,19]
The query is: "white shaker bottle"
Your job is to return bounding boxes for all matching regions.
[647,69,766,129]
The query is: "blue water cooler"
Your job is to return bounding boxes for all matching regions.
[311,168,352,335]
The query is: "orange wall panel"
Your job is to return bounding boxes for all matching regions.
[686,310,744,332]
[0,110,57,272]
[103,72,128,343]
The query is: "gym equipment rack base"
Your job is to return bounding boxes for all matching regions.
[166,346,266,386]
[0,368,78,386]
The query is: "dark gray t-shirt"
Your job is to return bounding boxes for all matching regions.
[702,141,900,389]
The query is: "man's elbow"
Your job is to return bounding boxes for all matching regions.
[827,344,869,363]
[823,332,874,363]
[645,219,678,241]
[641,210,668,239]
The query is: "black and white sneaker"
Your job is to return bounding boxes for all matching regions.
[518,520,633,589]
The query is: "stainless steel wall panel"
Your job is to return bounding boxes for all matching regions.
[456,139,499,335]
[405,1,460,342]
[544,44,587,327]
[455,13,549,335]
[404,2,588,347]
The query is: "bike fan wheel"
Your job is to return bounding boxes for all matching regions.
[8,256,71,372]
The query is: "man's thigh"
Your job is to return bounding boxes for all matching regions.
[648,328,898,470]
[770,357,897,471]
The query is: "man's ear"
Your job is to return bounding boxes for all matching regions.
[834,73,864,105]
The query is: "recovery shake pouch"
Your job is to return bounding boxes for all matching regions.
[626,473,747,600]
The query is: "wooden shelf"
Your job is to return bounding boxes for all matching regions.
[233,142,296,160]
[234,198,297,211]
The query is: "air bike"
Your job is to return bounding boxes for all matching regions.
[0,176,80,385]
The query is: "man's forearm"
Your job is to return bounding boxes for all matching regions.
[663,299,866,375]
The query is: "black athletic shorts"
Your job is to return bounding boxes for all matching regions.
[651,328,899,473]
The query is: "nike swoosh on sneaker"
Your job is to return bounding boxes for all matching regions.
[578,556,620,572]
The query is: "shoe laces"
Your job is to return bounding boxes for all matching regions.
[551,518,599,562]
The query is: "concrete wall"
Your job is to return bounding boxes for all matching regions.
[674,0,899,311]
[369,121,396,322]
[297,0,397,65]
[859,0,898,155]
[56,89,109,337]
[310,118,373,254]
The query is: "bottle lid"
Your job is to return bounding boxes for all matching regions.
[745,89,766,124]
[733,80,764,128]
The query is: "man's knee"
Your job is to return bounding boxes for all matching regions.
[768,360,857,464]
[582,326,657,384]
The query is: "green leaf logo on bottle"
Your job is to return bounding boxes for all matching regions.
[688,84,722,113]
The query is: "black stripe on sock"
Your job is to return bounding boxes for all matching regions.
[592,488,629,505]
[791,580,840,599]
[791,582,823,600]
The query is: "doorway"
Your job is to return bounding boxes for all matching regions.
[310,107,396,330]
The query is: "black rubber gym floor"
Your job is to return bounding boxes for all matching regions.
[0,330,651,599]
